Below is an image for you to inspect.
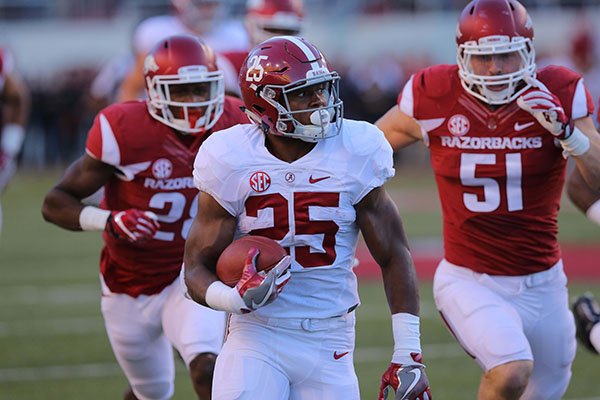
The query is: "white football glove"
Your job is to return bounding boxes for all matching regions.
[517,76,570,139]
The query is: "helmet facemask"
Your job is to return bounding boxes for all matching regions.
[146,65,224,134]
[247,72,343,142]
[457,35,536,105]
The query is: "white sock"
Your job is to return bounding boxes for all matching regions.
[590,322,600,353]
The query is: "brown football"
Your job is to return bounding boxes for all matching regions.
[216,236,287,287]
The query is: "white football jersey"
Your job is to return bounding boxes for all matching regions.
[193,120,394,318]
[132,15,249,55]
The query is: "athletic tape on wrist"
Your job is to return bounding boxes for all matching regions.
[79,206,110,231]
[391,312,422,364]
[206,280,246,314]
[1,124,25,156]
[560,126,590,157]
[586,199,600,226]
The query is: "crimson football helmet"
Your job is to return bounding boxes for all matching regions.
[456,0,536,105]
[144,35,224,134]
[245,0,304,46]
[239,36,343,142]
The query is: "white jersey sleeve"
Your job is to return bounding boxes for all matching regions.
[342,120,395,204]
[193,126,249,216]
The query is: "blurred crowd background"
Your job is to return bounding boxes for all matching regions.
[1,0,599,168]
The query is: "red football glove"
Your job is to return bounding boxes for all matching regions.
[236,248,291,312]
[517,76,570,139]
[106,209,160,242]
[379,353,431,400]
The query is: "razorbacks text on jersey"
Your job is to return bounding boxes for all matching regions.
[193,120,394,318]
[86,96,247,296]
[399,64,594,276]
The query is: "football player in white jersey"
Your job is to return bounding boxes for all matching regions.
[183,36,432,400]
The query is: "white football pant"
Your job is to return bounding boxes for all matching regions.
[212,312,359,400]
[434,259,576,400]
[101,274,226,400]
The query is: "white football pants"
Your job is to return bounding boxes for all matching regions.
[434,259,576,400]
[101,274,226,400]
[212,311,359,400]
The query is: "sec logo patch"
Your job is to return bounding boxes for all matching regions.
[249,171,271,192]
[448,114,470,136]
[152,158,173,179]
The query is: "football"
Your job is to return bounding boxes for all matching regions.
[216,236,287,287]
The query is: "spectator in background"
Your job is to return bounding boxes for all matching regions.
[117,0,248,102]
[0,47,30,236]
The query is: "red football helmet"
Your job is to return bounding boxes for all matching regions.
[245,0,304,46]
[456,0,536,105]
[239,36,343,142]
[144,35,224,134]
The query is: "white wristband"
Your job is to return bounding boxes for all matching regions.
[205,280,247,314]
[560,126,590,157]
[79,206,110,231]
[586,199,600,226]
[391,312,422,364]
[1,124,26,156]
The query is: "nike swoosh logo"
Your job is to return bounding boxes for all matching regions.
[333,351,349,360]
[514,121,535,131]
[403,368,421,394]
[309,175,330,184]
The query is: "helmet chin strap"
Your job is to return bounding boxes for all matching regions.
[295,109,332,143]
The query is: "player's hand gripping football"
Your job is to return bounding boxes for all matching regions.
[105,209,160,243]
[379,353,431,400]
[516,76,570,139]
[236,248,291,312]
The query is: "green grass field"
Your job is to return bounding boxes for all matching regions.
[1,170,599,399]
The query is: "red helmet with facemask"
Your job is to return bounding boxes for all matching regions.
[144,34,224,134]
[456,0,536,105]
[239,36,343,143]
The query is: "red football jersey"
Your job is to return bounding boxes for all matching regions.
[399,65,594,275]
[220,50,248,76]
[86,96,247,296]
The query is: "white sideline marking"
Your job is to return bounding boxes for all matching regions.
[0,317,103,337]
[0,344,461,382]
[0,348,597,400]
[0,284,98,305]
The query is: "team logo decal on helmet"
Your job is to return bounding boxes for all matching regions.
[152,158,173,179]
[239,36,343,143]
[448,114,470,136]
[249,171,271,193]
